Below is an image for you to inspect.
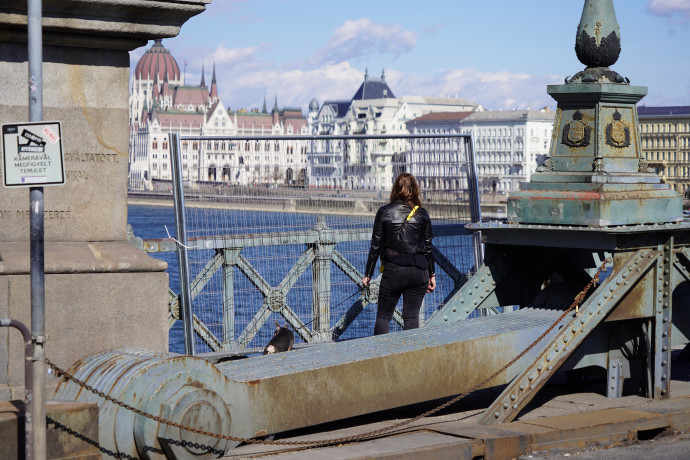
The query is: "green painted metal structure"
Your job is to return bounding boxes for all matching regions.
[141,220,473,351]
[507,0,682,226]
[55,1,690,458]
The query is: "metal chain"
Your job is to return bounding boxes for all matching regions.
[45,257,610,451]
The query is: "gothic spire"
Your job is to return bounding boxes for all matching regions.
[210,61,219,101]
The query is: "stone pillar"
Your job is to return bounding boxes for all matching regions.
[0,0,209,399]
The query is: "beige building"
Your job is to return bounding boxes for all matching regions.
[129,40,308,190]
[307,70,479,190]
[407,109,555,193]
[638,106,690,197]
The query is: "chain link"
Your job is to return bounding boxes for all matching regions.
[46,257,610,452]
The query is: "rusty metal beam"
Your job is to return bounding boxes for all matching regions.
[676,247,690,283]
[478,248,658,424]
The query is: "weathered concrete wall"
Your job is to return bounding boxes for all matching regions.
[0,44,130,242]
[0,0,209,399]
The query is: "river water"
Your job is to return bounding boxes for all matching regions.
[127,203,473,353]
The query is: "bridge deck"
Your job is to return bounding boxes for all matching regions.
[217,308,564,382]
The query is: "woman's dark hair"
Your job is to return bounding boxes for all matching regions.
[390,173,422,207]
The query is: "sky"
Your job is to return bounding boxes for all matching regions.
[129,0,690,113]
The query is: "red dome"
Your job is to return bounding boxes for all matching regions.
[134,40,181,82]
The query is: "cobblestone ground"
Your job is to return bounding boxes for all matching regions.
[521,432,690,459]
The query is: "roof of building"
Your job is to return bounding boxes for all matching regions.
[323,100,351,117]
[172,86,210,107]
[134,39,180,82]
[463,109,554,123]
[151,111,205,128]
[400,96,476,107]
[637,106,690,118]
[283,108,305,118]
[352,70,396,100]
[285,118,307,131]
[232,112,273,133]
[408,111,475,124]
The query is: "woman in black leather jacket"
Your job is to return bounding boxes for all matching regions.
[362,173,436,335]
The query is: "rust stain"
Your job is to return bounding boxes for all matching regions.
[190,380,204,388]
[68,66,126,157]
[519,191,603,201]
[606,273,652,321]
[248,379,261,386]
[254,429,268,437]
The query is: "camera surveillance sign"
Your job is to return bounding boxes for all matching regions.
[2,121,65,187]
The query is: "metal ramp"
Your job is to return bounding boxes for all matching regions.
[54,307,570,458]
[216,307,565,437]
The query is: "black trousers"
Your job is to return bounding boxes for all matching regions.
[374,262,429,335]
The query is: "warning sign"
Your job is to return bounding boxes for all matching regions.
[2,121,65,187]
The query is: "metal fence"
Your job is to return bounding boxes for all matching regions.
[149,133,482,355]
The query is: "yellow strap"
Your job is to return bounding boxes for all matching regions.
[406,205,419,221]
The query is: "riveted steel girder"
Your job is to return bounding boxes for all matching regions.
[653,238,674,399]
[478,248,658,424]
[428,252,518,324]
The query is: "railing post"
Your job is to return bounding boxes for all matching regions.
[221,248,238,350]
[310,217,335,342]
[465,134,483,271]
[170,133,196,355]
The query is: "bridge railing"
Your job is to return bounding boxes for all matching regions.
[143,133,483,354]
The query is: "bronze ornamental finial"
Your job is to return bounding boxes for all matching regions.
[575,0,621,68]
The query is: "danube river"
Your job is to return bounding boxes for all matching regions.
[127,203,474,353]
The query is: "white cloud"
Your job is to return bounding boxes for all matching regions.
[217,62,364,110]
[647,0,690,22]
[389,68,563,111]
[312,18,417,65]
[130,36,563,114]
[212,43,273,70]
[212,62,563,113]
[420,23,446,38]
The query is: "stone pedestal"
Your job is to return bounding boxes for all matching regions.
[0,0,209,399]
[508,83,683,226]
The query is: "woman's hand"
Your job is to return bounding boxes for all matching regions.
[427,275,436,293]
[362,276,371,287]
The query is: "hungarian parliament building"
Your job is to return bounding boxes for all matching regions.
[129,41,689,196]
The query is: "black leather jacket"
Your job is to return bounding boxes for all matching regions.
[364,201,435,278]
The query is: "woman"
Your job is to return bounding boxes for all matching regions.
[362,173,436,335]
